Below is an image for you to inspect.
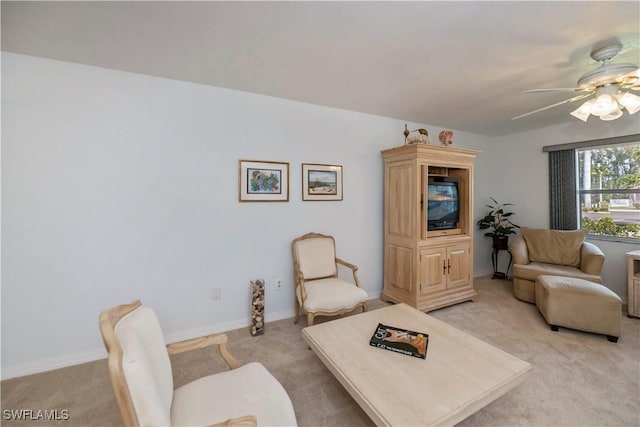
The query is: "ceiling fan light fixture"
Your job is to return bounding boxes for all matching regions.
[617,92,640,115]
[570,99,595,122]
[518,43,639,123]
[600,107,623,121]
[591,93,618,117]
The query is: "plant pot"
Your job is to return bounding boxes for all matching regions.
[492,237,509,250]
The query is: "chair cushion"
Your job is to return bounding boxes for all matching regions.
[115,306,174,426]
[512,262,602,283]
[171,362,297,427]
[294,237,337,280]
[521,228,585,267]
[297,278,368,313]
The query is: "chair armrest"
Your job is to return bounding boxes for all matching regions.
[209,415,257,427]
[508,235,529,265]
[336,257,362,288]
[580,241,605,275]
[167,333,240,369]
[295,268,307,302]
[336,257,358,271]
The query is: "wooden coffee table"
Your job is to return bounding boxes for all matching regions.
[302,303,532,426]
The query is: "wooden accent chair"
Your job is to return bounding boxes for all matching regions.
[292,233,368,326]
[99,300,297,427]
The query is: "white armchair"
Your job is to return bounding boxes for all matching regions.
[99,300,297,427]
[291,232,368,326]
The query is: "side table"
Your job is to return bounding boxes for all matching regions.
[626,250,640,318]
[491,248,512,280]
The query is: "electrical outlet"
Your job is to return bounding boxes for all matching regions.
[211,287,222,300]
[275,278,283,290]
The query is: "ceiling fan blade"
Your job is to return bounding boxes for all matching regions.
[620,71,640,89]
[511,93,594,120]
[522,88,585,93]
[621,68,640,78]
[621,82,640,90]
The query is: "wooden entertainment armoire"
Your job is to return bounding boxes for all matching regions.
[381,144,480,312]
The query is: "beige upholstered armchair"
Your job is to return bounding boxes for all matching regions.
[99,300,297,427]
[292,232,368,326]
[510,228,605,303]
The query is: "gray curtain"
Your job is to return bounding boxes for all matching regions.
[549,149,577,230]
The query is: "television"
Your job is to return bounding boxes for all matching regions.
[427,177,460,231]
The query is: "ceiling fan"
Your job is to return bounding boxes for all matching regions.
[512,43,640,122]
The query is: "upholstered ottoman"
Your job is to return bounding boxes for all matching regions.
[535,275,621,342]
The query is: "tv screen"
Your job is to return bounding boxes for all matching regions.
[427,178,459,230]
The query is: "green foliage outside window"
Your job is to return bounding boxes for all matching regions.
[578,143,639,240]
[582,216,640,239]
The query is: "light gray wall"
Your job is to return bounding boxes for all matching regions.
[1,53,494,378]
[3,52,636,380]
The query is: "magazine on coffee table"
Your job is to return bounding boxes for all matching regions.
[369,323,429,359]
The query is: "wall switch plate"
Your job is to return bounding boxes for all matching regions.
[275,279,283,290]
[211,287,222,300]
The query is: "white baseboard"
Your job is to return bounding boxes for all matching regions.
[1,348,107,381]
[5,283,505,380]
[164,308,296,344]
[1,308,296,381]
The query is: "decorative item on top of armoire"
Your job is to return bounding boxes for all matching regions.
[438,130,454,146]
[477,197,520,279]
[403,124,430,145]
[250,279,265,336]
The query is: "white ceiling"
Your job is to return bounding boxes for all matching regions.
[2,1,639,137]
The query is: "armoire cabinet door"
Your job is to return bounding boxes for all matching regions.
[446,243,471,289]
[420,247,446,294]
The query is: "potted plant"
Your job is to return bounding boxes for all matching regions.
[477,197,520,250]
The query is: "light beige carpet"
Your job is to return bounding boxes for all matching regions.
[2,276,639,426]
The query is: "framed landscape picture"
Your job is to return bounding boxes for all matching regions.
[302,163,343,201]
[239,160,289,202]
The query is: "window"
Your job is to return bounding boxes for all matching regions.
[546,135,640,242]
[578,143,640,240]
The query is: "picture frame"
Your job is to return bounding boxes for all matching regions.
[239,160,289,202]
[302,163,343,201]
